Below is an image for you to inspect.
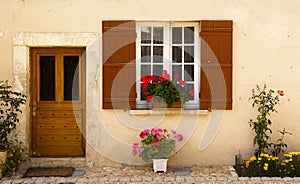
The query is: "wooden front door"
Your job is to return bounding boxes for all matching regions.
[30,47,85,157]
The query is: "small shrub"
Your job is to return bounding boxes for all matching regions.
[1,138,30,177]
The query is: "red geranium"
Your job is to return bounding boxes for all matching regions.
[141,70,193,107]
[277,90,284,96]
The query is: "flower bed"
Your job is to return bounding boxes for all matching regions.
[235,152,300,177]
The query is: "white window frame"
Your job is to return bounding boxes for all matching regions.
[136,21,200,109]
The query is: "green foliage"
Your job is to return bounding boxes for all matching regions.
[235,153,279,177]
[0,81,27,150]
[235,152,300,177]
[248,85,280,156]
[279,152,300,177]
[1,138,30,177]
[141,70,194,107]
[146,80,192,107]
[140,138,176,163]
[270,128,292,157]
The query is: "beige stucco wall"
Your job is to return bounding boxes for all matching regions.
[1,0,300,167]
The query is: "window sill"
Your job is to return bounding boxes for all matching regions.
[129,109,208,115]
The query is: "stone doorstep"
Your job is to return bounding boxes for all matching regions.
[28,157,86,168]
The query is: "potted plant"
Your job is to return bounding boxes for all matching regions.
[132,128,183,172]
[141,70,194,108]
[0,81,26,177]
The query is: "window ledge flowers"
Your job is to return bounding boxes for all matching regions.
[132,128,183,163]
[141,70,194,108]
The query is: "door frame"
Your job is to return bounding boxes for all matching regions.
[29,47,86,157]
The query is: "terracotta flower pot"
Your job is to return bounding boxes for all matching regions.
[0,150,7,178]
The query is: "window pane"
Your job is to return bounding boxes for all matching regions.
[172,27,182,44]
[172,46,182,63]
[172,65,182,80]
[153,27,163,44]
[184,65,194,82]
[141,46,151,63]
[141,87,147,101]
[184,46,194,63]
[141,65,151,77]
[141,26,151,44]
[186,84,194,100]
[184,27,194,44]
[40,56,55,101]
[153,46,163,63]
[153,65,163,76]
[64,56,79,101]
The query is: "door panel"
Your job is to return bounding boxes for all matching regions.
[30,47,86,157]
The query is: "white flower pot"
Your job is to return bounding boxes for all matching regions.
[152,159,168,172]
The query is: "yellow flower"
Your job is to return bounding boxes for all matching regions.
[263,163,268,171]
[250,156,257,161]
[246,161,250,168]
[258,157,262,161]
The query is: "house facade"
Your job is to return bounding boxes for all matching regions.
[1,0,300,167]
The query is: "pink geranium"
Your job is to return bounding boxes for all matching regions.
[132,128,184,162]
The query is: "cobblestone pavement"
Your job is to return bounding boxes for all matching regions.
[1,165,300,184]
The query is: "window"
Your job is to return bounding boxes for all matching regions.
[136,22,199,109]
[102,20,232,110]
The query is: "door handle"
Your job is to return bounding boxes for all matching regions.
[32,101,39,117]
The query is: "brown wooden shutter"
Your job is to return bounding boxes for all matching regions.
[200,20,233,110]
[102,20,136,109]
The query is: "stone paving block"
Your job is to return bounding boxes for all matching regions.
[98,176,109,182]
[164,176,175,182]
[88,177,98,183]
[227,177,238,181]
[238,177,250,181]
[76,177,89,183]
[205,176,217,181]
[10,178,24,184]
[250,177,261,181]
[293,177,300,181]
[269,177,282,181]
[142,176,153,182]
[0,179,12,184]
[130,176,142,182]
[153,176,163,182]
[217,176,227,181]
[175,175,185,182]
[109,177,120,182]
[261,177,273,181]
[283,177,293,181]
[194,177,205,182]
[119,176,131,182]
[23,178,38,184]
[186,176,196,182]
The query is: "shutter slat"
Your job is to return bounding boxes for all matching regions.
[102,20,136,109]
[200,20,233,110]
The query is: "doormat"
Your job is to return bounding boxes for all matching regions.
[23,167,75,177]
[172,168,191,176]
